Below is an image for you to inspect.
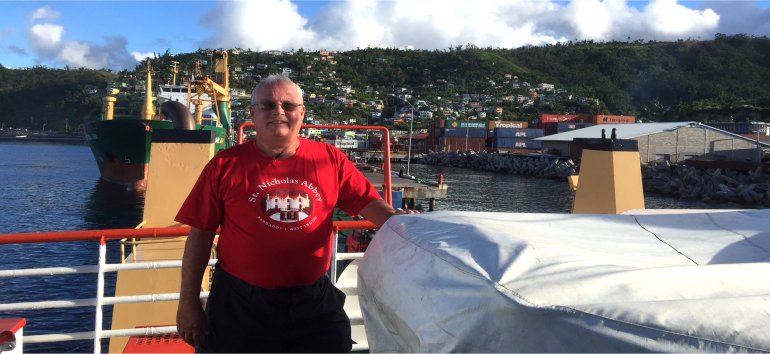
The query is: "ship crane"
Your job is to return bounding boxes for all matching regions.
[185,50,232,143]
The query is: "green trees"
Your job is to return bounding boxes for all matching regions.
[0,67,115,131]
[2,34,769,131]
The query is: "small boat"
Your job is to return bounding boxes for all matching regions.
[14,135,27,138]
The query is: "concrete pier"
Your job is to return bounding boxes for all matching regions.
[363,171,447,211]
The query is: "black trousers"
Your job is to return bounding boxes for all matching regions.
[197,267,352,353]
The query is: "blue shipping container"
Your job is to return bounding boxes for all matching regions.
[443,127,487,138]
[493,128,545,139]
[557,122,595,133]
[493,137,543,149]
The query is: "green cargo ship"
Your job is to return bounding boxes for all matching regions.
[84,51,232,191]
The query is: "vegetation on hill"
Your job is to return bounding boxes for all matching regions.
[1,34,768,132]
[0,66,115,131]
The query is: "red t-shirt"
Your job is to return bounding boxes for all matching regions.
[175,138,381,289]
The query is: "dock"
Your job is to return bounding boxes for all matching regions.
[362,150,424,162]
[363,171,448,211]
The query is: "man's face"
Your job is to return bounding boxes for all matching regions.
[250,82,305,144]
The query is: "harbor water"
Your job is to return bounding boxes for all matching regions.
[0,141,749,353]
[398,162,745,213]
[0,141,144,353]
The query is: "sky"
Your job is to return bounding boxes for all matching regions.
[1,0,769,71]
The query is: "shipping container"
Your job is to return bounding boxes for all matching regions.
[488,120,528,129]
[542,123,559,136]
[439,136,488,152]
[557,122,595,133]
[493,128,544,139]
[443,127,488,138]
[592,115,636,124]
[445,120,487,129]
[492,137,543,150]
[540,114,581,124]
[438,120,488,137]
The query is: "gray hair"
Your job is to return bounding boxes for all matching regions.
[250,74,303,104]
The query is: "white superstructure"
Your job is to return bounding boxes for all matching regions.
[156,84,219,125]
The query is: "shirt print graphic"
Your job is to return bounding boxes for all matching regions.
[263,188,312,222]
[248,177,324,232]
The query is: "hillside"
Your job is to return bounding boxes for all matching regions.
[1,34,768,132]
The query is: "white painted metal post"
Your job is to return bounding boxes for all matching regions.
[93,237,106,354]
[330,230,339,286]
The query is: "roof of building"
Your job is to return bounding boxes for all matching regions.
[535,122,693,141]
[535,121,770,147]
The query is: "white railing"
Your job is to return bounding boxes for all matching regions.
[0,230,367,353]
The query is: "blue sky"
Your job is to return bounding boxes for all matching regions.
[1,0,769,71]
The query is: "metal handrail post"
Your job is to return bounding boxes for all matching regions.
[94,237,106,354]
[331,228,339,286]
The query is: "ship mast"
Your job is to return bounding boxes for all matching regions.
[141,61,155,120]
[170,61,179,86]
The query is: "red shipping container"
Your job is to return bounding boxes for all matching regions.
[440,136,488,152]
[540,114,580,124]
[543,123,559,136]
[592,115,636,124]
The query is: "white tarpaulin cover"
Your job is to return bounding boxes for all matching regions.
[357,210,770,352]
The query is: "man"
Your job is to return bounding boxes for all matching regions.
[175,74,414,352]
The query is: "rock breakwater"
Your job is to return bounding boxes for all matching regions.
[644,162,770,206]
[420,151,770,206]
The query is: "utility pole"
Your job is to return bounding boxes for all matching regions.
[401,98,415,176]
[408,102,414,176]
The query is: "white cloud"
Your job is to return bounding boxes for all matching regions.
[132,51,155,62]
[28,23,63,55]
[702,1,770,38]
[642,0,720,38]
[58,41,92,67]
[201,0,727,51]
[30,6,60,22]
[25,8,139,70]
[566,0,633,40]
[19,0,768,71]
[201,0,569,51]
[201,0,315,50]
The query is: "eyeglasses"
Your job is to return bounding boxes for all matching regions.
[255,101,304,112]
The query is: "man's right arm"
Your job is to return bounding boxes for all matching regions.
[176,227,216,347]
[358,198,419,228]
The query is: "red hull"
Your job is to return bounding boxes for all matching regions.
[96,161,149,192]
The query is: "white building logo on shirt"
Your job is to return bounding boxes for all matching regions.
[264,189,312,222]
[248,178,324,232]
